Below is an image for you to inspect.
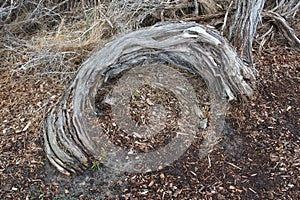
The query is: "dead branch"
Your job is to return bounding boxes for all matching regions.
[269,0,300,19]
[263,11,300,49]
[183,12,226,22]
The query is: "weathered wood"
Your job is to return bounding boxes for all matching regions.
[263,11,300,49]
[227,0,265,65]
[44,22,255,175]
[268,0,300,19]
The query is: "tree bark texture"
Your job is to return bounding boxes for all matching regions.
[227,0,265,65]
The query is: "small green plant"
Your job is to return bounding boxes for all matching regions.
[85,10,95,35]
[91,161,102,171]
[86,12,94,29]
[133,90,141,98]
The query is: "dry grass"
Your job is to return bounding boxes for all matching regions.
[1,0,212,75]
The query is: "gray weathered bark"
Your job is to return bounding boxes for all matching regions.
[263,11,300,49]
[227,0,265,65]
[44,22,255,175]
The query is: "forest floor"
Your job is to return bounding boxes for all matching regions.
[1,21,299,200]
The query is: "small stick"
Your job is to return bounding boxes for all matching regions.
[226,161,242,170]
[249,187,257,194]
[208,155,211,168]
[194,0,199,16]
[221,0,233,36]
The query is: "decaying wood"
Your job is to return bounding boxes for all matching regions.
[263,11,300,49]
[224,0,299,53]
[227,0,265,65]
[44,22,255,175]
[268,0,300,19]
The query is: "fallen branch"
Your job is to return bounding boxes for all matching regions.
[263,11,300,49]
[184,12,226,22]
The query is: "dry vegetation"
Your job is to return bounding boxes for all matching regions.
[0,0,299,199]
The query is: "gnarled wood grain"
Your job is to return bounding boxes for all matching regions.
[44,22,255,175]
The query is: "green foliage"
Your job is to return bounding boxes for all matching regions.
[91,162,102,171]
[85,10,95,34]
